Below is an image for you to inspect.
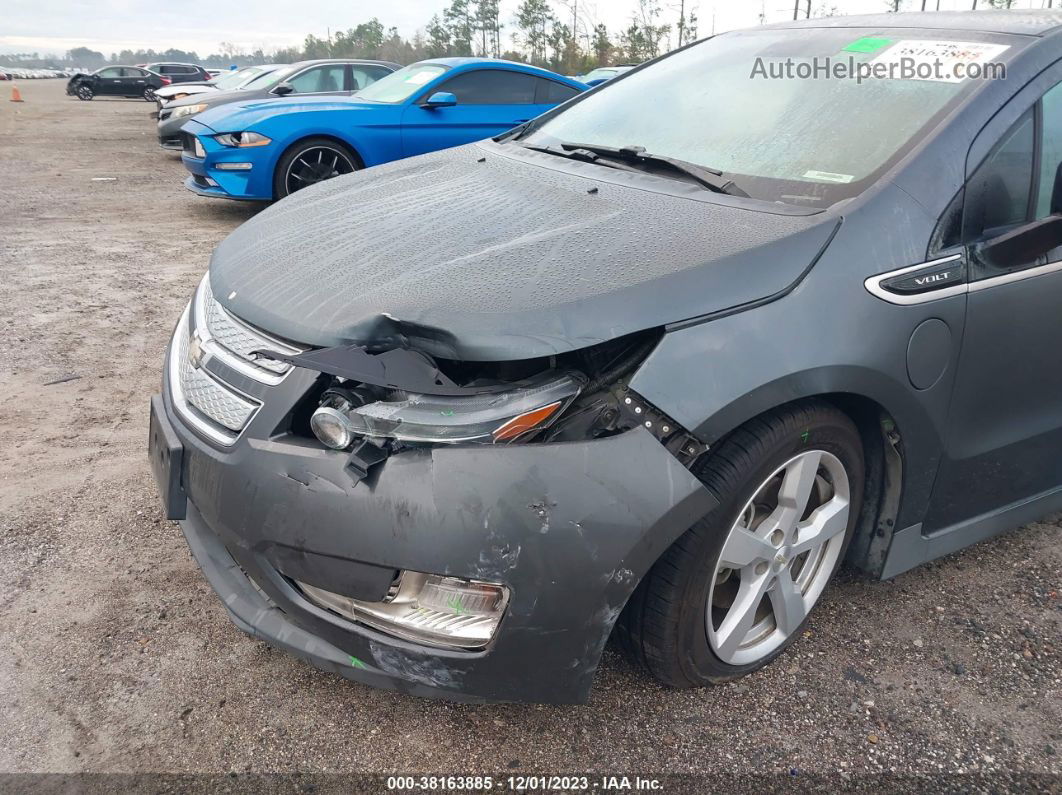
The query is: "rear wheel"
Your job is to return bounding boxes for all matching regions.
[76,84,93,101]
[273,137,359,199]
[143,87,156,101]
[617,400,864,686]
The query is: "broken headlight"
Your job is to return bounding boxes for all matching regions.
[309,372,584,448]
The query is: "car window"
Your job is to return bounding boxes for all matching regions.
[97,67,122,78]
[285,65,345,93]
[536,78,580,104]
[350,65,392,91]
[964,110,1035,240]
[355,63,450,103]
[1036,82,1062,218]
[435,70,537,105]
[121,68,147,78]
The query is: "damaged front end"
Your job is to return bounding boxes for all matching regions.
[261,329,707,486]
[152,274,717,703]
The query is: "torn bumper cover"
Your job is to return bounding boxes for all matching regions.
[152,359,716,702]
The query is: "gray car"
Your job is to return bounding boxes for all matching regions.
[156,59,400,149]
[150,11,1062,703]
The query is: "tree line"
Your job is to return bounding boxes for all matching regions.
[2,0,696,73]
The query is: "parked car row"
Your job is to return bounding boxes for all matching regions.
[1,67,77,80]
[150,56,588,200]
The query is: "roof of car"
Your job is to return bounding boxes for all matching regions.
[146,62,201,67]
[416,57,581,80]
[763,10,1062,36]
[289,58,403,69]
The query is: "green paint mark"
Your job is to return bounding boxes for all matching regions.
[349,656,366,669]
[801,429,810,444]
[446,594,466,616]
[440,409,455,416]
[882,418,896,432]
[843,37,892,54]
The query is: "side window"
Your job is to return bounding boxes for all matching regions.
[434,70,537,105]
[1036,83,1062,218]
[287,65,345,93]
[535,78,580,104]
[98,67,122,78]
[963,108,1035,242]
[351,66,392,91]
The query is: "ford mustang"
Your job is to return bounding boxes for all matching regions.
[178,58,586,200]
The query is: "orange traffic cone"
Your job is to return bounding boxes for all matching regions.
[10,85,23,102]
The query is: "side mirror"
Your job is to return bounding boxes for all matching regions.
[979,214,1062,268]
[423,91,457,108]
[272,82,295,96]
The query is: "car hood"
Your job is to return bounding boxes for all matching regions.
[210,141,839,361]
[157,83,214,99]
[193,95,382,132]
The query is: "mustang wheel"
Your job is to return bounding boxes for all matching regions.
[143,87,156,101]
[275,137,359,199]
[76,85,93,101]
[617,400,864,686]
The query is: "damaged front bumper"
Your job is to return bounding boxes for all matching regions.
[150,315,716,704]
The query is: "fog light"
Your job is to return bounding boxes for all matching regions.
[310,406,356,450]
[215,162,253,171]
[296,572,510,649]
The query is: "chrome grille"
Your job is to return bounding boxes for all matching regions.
[195,274,305,385]
[169,307,258,445]
[176,321,257,433]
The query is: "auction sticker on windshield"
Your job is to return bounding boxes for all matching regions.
[870,40,1010,83]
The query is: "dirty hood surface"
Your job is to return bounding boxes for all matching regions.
[210,141,838,361]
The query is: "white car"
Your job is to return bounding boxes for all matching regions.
[152,64,284,112]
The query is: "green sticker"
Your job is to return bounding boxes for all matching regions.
[350,656,366,669]
[843,37,892,54]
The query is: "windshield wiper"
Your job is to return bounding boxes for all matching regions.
[518,143,646,174]
[558,142,748,197]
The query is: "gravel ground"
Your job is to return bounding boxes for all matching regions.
[0,79,1059,789]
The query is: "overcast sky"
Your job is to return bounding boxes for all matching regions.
[2,0,1054,57]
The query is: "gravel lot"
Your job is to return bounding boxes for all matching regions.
[0,79,1059,788]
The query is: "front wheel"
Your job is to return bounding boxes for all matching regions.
[273,137,359,199]
[617,400,864,687]
[76,85,93,101]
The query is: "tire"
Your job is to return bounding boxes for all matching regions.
[273,137,359,199]
[143,87,156,101]
[616,400,864,687]
[76,84,93,101]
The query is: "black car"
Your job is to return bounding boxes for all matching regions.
[150,10,1062,703]
[67,66,168,101]
[143,62,211,84]
[155,59,400,149]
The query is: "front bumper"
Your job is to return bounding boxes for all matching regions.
[150,332,715,702]
[179,119,274,200]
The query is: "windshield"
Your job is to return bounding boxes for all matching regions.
[523,28,1018,206]
[582,68,618,80]
[245,64,296,90]
[212,67,256,90]
[354,62,449,103]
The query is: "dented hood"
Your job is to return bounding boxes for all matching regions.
[210,141,839,361]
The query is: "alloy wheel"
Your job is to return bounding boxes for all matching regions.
[77,86,92,100]
[284,146,355,195]
[706,449,850,666]
[143,87,156,101]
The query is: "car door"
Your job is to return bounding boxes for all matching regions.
[123,67,152,94]
[399,69,549,158]
[924,70,1062,530]
[349,64,394,93]
[93,67,124,95]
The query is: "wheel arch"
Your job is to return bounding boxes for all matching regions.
[271,133,366,199]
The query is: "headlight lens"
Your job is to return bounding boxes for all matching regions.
[172,102,207,118]
[310,372,584,448]
[213,131,272,147]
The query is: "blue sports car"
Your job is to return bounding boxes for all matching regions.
[180,58,587,200]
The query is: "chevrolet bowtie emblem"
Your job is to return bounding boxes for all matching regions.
[188,334,206,370]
